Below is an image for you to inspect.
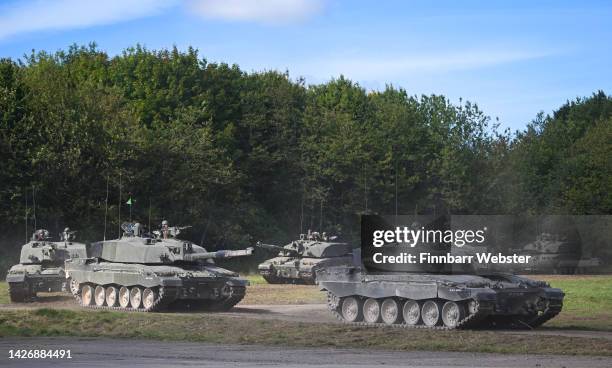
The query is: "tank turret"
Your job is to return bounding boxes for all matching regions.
[256,231,353,284]
[6,228,87,302]
[86,222,252,264]
[65,222,253,312]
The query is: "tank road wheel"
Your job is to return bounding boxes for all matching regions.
[69,278,80,295]
[402,300,421,326]
[421,300,441,327]
[363,298,381,323]
[381,298,402,325]
[94,285,106,306]
[105,286,119,307]
[142,288,157,311]
[467,299,478,315]
[81,285,94,306]
[129,287,143,309]
[341,296,363,322]
[327,291,341,310]
[442,301,465,328]
[119,287,130,308]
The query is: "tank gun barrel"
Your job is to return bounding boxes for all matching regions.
[256,242,299,255]
[183,247,253,261]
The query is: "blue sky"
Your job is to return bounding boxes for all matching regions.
[1,0,610,131]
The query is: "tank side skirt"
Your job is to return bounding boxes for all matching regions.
[321,281,444,300]
[323,283,563,329]
[325,291,489,330]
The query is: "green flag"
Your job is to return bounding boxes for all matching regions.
[126,197,133,205]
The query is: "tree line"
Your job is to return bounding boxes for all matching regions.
[1,44,610,272]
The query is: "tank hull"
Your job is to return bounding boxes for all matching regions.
[6,238,87,303]
[318,268,564,329]
[65,258,249,312]
[6,265,67,302]
[258,256,353,285]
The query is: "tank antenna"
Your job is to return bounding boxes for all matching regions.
[118,172,122,238]
[395,159,398,220]
[319,197,323,232]
[24,188,28,242]
[363,164,368,213]
[148,198,151,234]
[103,175,109,241]
[32,185,36,230]
[299,182,305,234]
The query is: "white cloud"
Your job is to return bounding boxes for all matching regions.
[187,0,324,25]
[0,0,179,40]
[298,49,553,81]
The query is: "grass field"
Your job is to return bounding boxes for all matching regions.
[1,275,611,356]
[242,275,324,305]
[538,275,612,330]
[0,282,7,304]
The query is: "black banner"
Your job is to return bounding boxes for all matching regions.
[361,215,610,274]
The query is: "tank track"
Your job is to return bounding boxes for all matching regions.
[485,303,562,329]
[528,304,562,327]
[72,284,179,312]
[8,282,35,303]
[176,285,246,311]
[214,285,246,311]
[261,274,284,284]
[326,291,490,330]
[261,270,316,285]
[209,286,246,312]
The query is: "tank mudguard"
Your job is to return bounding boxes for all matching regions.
[6,273,26,283]
[6,264,42,283]
[438,286,497,302]
[543,287,564,300]
[159,278,183,287]
[321,281,501,303]
[320,280,439,300]
[257,263,272,270]
[224,278,249,287]
[67,269,163,288]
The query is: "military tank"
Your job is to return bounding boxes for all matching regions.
[6,228,87,302]
[317,250,564,329]
[256,231,353,284]
[517,233,601,274]
[64,222,253,312]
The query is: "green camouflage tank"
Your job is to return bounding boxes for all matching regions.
[6,228,87,302]
[318,249,564,329]
[65,222,252,312]
[257,231,353,284]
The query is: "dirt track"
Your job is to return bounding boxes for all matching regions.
[2,297,612,341]
[2,337,611,368]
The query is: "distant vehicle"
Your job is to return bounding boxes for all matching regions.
[517,233,601,274]
[257,231,353,284]
[317,249,564,329]
[65,222,253,312]
[6,228,87,302]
